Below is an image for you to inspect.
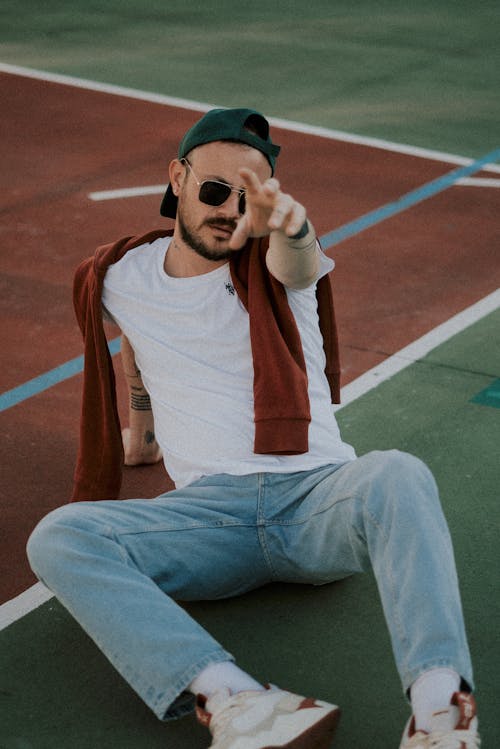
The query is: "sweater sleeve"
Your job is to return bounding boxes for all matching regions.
[71,253,124,501]
[70,229,173,501]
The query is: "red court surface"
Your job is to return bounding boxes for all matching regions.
[1,71,499,604]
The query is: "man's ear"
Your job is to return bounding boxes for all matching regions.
[168,159,186,197]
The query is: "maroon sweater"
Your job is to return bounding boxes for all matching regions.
[71,230,341,501]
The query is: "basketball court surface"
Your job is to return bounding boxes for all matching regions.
[0,64,499,747]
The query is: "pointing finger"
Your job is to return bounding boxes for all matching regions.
[239,169,280,197]
[268,193,294,230]
[237,168,262,194]
[229,214,250,249]
[285,202,307,236]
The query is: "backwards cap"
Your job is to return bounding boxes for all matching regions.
[160,107,281,218]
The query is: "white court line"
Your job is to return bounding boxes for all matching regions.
[89,185,166,201]
[1,288,498,633]
[88,175,500,203]
[456,177,500,188]
[334,288,500,409]
[0,582,53,631]
[1,61,500,174]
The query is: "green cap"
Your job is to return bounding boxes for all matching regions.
[160,108,281,218]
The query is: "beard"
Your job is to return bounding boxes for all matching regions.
[177,209,238,263]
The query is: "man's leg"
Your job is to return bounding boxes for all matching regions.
[27,474,342,748]
[262,451,474,732]
[27,475,272,720]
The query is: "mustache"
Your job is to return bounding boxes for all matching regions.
[204,218,238,232]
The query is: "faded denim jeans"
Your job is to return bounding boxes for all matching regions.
[27,450,473,720]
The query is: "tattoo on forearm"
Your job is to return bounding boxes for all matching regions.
[124,366,141,379]
[145,430,155,444]
[130,392,152,411]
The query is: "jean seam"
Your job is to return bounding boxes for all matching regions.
[108,523,262,571]
[256,474,279,581]
[265,494,356,527]
[111,520,254,538]
[100,526,136,569]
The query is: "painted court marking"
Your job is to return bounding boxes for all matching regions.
[0,338,121,413]
[0,583,54,631]
[456,177,500,188]
[88,176,500,203]
[470,378,500,408]
[89,184,168,201]
[334,289,500,409]
[319,148,500,248]
[1,61,500,174]
[2,130,499,413]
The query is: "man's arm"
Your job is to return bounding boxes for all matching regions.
[229,170,319,289]
[265,220,319,289]
[120,335,163,466]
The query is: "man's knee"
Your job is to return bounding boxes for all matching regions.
[365,450,436,491]
[27,503,94,584]
[375,449,435,485]
[361,449,442,523]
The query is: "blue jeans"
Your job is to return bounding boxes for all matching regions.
[27,450,473,720]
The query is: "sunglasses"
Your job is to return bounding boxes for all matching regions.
[181,158,246,214]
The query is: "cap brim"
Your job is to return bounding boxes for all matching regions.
[160,184,177,218]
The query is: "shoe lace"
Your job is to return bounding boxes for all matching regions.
[405,728,480,749]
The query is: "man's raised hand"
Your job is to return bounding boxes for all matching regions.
[229,168,307,249]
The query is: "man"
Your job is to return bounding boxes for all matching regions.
[27,108,479,748]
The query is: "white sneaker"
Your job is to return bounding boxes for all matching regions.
[399,692,480,748]
[195,684,340,748]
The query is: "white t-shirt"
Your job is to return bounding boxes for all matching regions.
[102,236,356,487]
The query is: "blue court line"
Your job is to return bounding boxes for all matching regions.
[320,147,500,248]
[0,338,121,413]
[1,147,498,414]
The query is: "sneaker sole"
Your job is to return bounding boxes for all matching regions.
[261,706,341,749]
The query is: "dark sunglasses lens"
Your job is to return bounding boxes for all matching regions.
[199,181,231,206]
[199,181,245,214]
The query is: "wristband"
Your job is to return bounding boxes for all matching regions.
[290,220,309,240]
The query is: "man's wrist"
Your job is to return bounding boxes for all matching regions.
[286,219,316,252]
[290,219,309,240]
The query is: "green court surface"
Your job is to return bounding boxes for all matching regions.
[1,0,499,157]
[1,310,498,749]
